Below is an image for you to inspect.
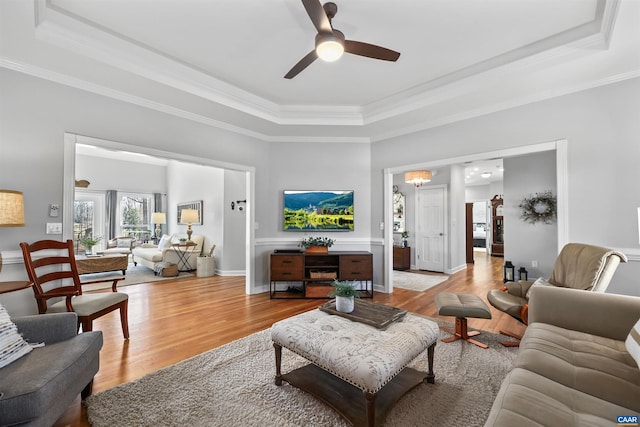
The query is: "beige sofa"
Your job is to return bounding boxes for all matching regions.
[132,234,204,272]
[485,286,640,426]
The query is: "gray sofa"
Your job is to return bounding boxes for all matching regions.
[0,313,103,427]
[485,286,640,426]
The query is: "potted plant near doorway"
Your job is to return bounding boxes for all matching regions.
[401,231,409,248]
[328,280,360,313]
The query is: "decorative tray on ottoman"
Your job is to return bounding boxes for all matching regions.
[319,299,407,329]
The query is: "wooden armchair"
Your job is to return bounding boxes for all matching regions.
[20,239,130,339]
[487,243,627,346]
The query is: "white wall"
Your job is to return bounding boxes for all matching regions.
[449,164,467,272]
[76,154,167,194]
[466,183,504,203]
[166,161,222,260]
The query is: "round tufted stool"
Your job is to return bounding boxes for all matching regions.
[435,292,492,349]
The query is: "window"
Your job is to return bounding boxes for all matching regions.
[74,191,105,253]
[120,193,153,243]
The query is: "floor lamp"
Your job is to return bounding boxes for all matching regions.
[0,189,25,272]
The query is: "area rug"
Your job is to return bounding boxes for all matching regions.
[86,323,516,426]
[81,264,195,291]
[393,270,449,291]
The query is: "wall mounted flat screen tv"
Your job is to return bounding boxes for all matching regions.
[284,190,354,231]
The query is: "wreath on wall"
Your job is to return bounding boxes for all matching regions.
[519,191,557,224]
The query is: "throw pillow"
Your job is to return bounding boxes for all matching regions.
[157,235,171,250]
[116,238,131,248]
[625,318,640,368]
[525,277,554,300]
[0,304,33,369]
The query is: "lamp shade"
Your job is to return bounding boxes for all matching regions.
[0,190,25,226]
[404,170,432,187]
[180,209,199,224]
[151,212,166,224]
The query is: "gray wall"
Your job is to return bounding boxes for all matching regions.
[1,68,639,318]
[223,169,247,273]
[371,77,640,296]
[503,151,558,279]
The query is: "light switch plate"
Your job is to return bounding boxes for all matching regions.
[46,223,62,234]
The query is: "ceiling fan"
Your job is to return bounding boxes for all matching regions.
[284,0,401,79]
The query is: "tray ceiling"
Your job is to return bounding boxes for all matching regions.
[1,0,638,142]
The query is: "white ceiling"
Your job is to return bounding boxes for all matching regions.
[1,0,639,143]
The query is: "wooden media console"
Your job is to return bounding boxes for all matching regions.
[269,251,373,299]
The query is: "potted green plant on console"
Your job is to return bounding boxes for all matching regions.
[298,236,335,254]
[329,280,360,313]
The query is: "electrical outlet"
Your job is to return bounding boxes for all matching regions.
[46,223,62,234]
[531,260,538,268]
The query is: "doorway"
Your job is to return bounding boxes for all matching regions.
[383,139,568,293]
[62,133,256,294]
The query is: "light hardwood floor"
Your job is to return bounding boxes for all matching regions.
[55,251,524,426]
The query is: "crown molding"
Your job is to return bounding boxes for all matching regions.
[0,56,373,144]
[0,57,271,141]
[4,55,637,146]
[364,1,618,124]
[620,248,640,262]
[32,0,621,129]
[371,70,640,143]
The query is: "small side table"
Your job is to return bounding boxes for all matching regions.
[393,246,411,270]
[0,281,32,294]
[171,242,198,271]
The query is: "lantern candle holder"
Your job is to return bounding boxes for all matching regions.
[518,267,528,281]
[503,261,515,283]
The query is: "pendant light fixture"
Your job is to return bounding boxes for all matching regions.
[404,170,432,187]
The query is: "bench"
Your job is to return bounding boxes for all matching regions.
[271,308,439,426]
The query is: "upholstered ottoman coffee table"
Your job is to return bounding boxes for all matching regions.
[271,304,439,427]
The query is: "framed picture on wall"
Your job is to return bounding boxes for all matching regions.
[177,200,203,225]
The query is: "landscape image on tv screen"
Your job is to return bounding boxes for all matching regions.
[284,190,354,231]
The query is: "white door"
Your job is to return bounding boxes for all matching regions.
[416,187,445,272]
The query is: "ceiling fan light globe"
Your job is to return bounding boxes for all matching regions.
[316,34,344,62]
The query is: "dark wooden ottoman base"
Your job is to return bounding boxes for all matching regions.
[274,342,435,427]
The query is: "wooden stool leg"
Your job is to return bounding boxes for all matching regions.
[441,317,488,349]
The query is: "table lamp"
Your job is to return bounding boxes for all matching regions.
[0,189,25,273]
[179,209,199,242]
[151,212,166,240]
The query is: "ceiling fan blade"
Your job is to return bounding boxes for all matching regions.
[284,50,319,79]
[302,0,332,33]
[344,40,400,62]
